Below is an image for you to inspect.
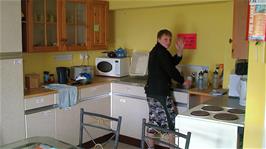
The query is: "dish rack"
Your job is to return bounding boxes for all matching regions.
[129,51,149,76]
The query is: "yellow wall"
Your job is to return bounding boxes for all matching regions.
[108,0,231,10]
[109,1,234,87]
[23,50,105,82]
[243,41,266,148]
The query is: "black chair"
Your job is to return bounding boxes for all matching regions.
[79,108,122,149]
[141,118,191,149]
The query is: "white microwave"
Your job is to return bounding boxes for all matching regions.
[95,57,130,77]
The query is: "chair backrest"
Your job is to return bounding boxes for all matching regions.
[141,118,191,149]
[79,108,122,149]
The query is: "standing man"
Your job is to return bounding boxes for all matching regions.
[145,29,187,149]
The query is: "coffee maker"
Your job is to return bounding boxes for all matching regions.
[56,67,69,84]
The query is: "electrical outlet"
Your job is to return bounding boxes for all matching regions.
[80,52,88,60]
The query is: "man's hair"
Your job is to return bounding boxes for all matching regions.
[157,29,172,39]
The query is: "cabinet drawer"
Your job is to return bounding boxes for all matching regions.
[112,83,146,98]
[173,91,189,104]
[24,94,55,110]
[80,83,110,99]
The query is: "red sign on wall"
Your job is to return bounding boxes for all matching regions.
[177,33,197,49]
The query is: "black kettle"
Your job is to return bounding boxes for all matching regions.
[102,51,117,58]
[56,67,70,84]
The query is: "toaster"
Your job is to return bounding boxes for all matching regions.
[70,65,94,80]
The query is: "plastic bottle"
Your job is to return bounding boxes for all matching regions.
[197,71,204,90]
[48,74,55,83]
[212,68,219,89]
[239,75,247,106]
[203,70,208,89]
[191,72,196,88]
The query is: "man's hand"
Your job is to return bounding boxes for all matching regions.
[183,79,192,89]
[175,37,184,57]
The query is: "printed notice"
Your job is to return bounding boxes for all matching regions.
[177,33,197,49]
[248,4,266,41]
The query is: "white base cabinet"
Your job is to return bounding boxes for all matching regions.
[79,96,111,143]
[55,95,111,145]
[55,83,111,145]
[25,109,56,138]
[111,82,191,139]
[111,95,149,139]
[55,105,81,145]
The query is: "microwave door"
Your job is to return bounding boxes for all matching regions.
[97,61,112,73]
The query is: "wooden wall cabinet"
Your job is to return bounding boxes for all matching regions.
[232,0,249,59]
[22,0,109,52]
[91,0,109,49]
[22,0,61,52]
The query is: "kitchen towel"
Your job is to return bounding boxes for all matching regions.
[45,84,78,109]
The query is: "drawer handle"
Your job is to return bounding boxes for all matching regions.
[126,87,131,92]
[36,98,44,104]
[43,111,51,116]
[119,99,126,103]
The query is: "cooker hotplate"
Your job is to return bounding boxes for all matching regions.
[185,104,245,126]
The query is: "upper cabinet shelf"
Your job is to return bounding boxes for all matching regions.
[22,0,109,53]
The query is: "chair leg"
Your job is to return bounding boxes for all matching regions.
[141,119,146,149]
[79,108,84,147]
[113,116,122,149]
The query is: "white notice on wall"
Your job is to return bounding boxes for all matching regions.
[250,0,266,5]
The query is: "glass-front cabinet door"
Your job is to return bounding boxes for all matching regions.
[62,0,89,51]
[27,0,60,52]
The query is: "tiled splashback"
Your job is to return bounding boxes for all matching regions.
[177,64,209,79]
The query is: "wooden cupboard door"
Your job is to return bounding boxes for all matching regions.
[232,0,249,59]
[61,0,90,51]
[25,109,56,138]
[91,0,108,49]
[26,0,61,52]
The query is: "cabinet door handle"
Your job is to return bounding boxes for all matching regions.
[36,98,44,104]
[119,99,126,103]
[229,38,233,44]
[43,110,51,116]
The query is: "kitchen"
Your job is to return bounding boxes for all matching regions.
[0,0,266,149]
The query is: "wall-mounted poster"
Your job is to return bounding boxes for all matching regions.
[177,33,197,49]
[248,1,266,41]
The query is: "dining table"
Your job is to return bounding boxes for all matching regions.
[0,136,81,149]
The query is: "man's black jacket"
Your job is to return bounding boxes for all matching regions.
[145,42,184,97]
